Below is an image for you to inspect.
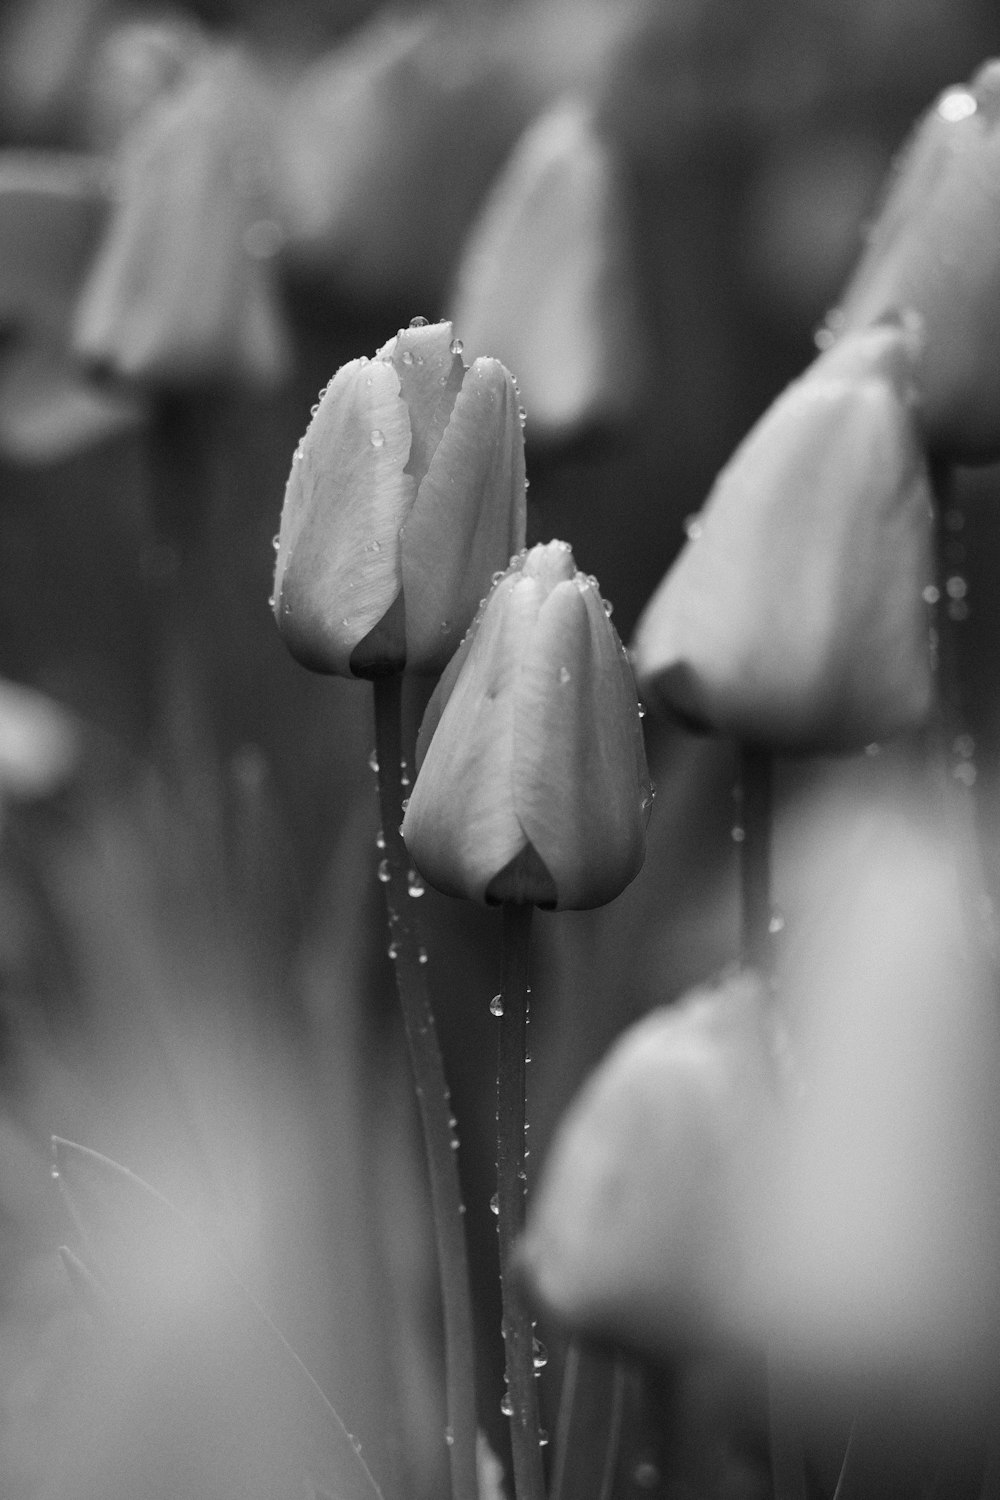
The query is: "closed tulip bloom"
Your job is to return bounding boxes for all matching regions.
[273,319,526,678]
[631,325,935,752]
[837,61,1000,462]
[401,540,651,909]
[72,47,289,390]
[519,973,779,1357]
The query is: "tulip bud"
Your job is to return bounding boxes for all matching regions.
[273,319,527,678]
[72,47,289,390]
[631,324,935,752]
[836,61,1000,462]
[401,540,651,909]
[449,96,641,443]
[519,973,779,1357]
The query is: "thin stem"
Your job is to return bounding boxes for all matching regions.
[738,743,774,978]
[372,674,479,1500]
[498,902,547,1500]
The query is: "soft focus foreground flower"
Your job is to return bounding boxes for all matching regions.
[748,813,1000,1424]
[519,973,778,1357]
[0,153,145,462]
[449,96,641,443]
[837,61,1000,463]
[401,540,651,909]
[0,676,79,804]
[273,319,526,678]
[631,325,935,752]
[72,46,289,390]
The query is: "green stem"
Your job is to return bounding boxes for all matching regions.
[739,744,806,1500]
[497,902,547,1500]
[372,674,479,1500]
[738,743,774,978]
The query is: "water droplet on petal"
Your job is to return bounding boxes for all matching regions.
[939,88,977,122]
[267,594,275,609]
[684,514,704,541]
[272,533,280,551]
[603,598,613,617]
[769,910,785,935]
[401,796,410,812]
[450,338,463,355]
[558,667,571,685]
[401,350,414,365]
[310,403,319,415]
[490,994,504,1017]
[633,1460,661,1490]
[409,315,429,327]
[370,429,385,448]
[517,406,527,427]
[377,858,390,884]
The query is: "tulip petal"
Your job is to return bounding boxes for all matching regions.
[404,357,527,672]
[632,328,934,751]
[382,320,464,488]
[274,357,415,675]
[513,577,648,909]
[403,574,540,902]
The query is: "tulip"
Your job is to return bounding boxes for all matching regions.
[401,539,651,909]
[519,972,779,1357]
[273,318,527,678]
[836,60,1000,462]
[449,96,641,442]
[631,324,935,753]
[72,46,289,390]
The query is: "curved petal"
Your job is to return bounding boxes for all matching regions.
[403,575,541,902]
[514,576,648,909]
[404,356,527,672]
[273,357,414,675]
[632,331,934,751]
[385,319,464,487]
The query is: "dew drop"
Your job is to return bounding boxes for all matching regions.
[500,1391,513,1416]
[538,1430,549,1448]
[490,994,504,1017]
[418,946,429,964]
[387,939,400,960]
[922,584,940,605]
[954,761,977,786]
[401,350,414,366]
[377,858,390,884]
[684,513,704,541]
[769,910,785,935]
[368,749,380,773]
[407,870,425,897]
[939,88,977,122]
[558,667,571,685]
[401,797,410,813]
[444,1427,454,1447]
[532,1338,548,1370]
[267,594,276,609]
[638,701,646,718]
[517,406,527,427]
[271,533,280,551]
[946,575,968,600]
[409,315,429,327]
[370,429,385,448]
[603,598,614,617]
[310,403,319,415]
[450,338,463,355]
[731,824,746,844]
[633,1459,661,1490]
[375,828,386,850]
[490,1192,500,1215]
[491,570,505,585]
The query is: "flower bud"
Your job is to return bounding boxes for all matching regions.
[401,540,651,909]
[631,325,935,752]
[273,319,526,678]
[519,973,778,1357]
[449,97,641,443]
[72,47,289,390]
[837,61,1000,462]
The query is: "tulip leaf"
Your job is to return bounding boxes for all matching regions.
[52,1137,385,1500]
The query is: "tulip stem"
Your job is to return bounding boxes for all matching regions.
[738,744,774,978]
[497,901,548,1500]
[372,673,479,1500]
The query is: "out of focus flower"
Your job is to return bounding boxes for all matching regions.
[519,972,778,1356]
[72,46,289,391]
[748,813,1000,1423]
[402,539,651,909]
[631,324,935,752]
[0,153,144,463]
[449,96,641,443]
[273,318,526,678]
[0,675,79,804]
[837,60,1000,463]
